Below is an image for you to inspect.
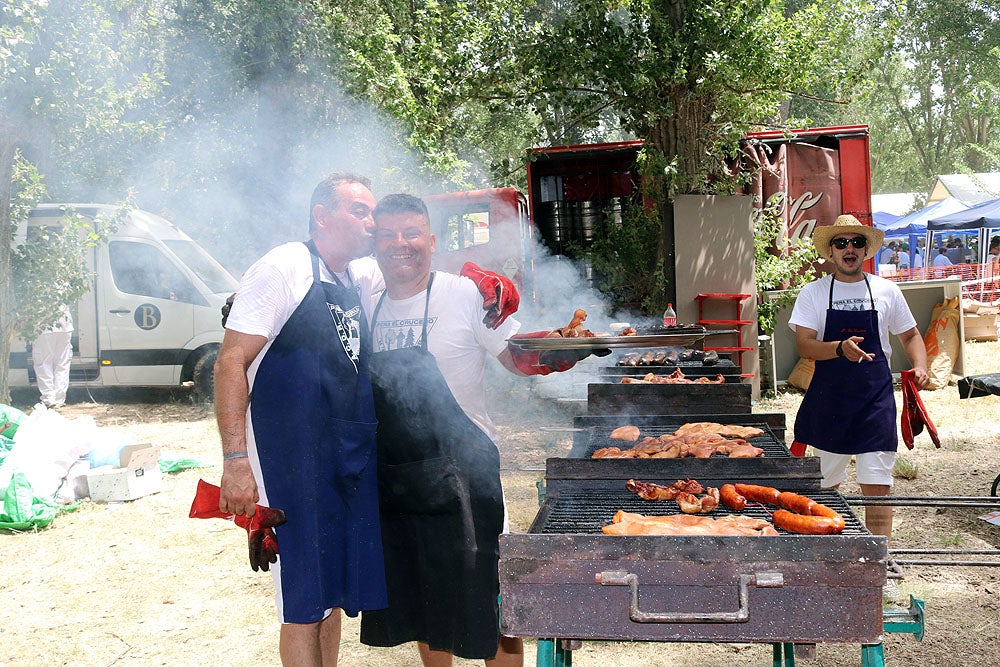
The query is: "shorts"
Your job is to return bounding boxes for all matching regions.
[813,449,896,488]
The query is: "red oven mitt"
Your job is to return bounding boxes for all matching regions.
[461,262,520,328]
[901,369,940,449]
[507,331,612,375]
[189,479,287,572]
[790,441,807,457]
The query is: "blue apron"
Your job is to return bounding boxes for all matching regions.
[249,242,386,622]
[360,274,505,660]
[793,274,897,455]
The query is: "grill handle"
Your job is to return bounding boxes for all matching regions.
[596,570,784,624]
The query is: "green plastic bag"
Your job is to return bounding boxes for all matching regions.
[158,454,209,474]
[0,472,59,531]
[0,404,25,439]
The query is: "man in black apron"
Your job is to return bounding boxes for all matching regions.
[789,215,929,543]
[360,194,601,667]
[215,173,386,666]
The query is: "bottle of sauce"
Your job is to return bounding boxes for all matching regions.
[662,303,677,327]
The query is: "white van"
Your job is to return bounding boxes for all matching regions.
[9,204,238,397]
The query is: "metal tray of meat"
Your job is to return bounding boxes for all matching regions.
[508,331,708,351]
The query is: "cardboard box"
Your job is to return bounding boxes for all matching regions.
[86,444,162,502]
[963,311,998,342]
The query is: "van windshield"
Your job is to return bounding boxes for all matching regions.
[162,240,239,294]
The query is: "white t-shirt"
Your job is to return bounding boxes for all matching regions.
[367,271,521,440]
[788,273,917,362]
[226,242,361,386]
[933,252,952,267]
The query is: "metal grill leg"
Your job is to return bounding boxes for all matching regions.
[861,643,885,667]
[772,642,796,667]
[555,641,572,667]
[535,639,555,667]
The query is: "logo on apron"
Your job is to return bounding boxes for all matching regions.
[328,303,362,372]
[373,317,439,352]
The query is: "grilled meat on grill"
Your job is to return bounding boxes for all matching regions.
[609,425,641,442]
[625,478,704,500]
[602,511,779,536]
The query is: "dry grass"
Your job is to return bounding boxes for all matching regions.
[1,341,999,666]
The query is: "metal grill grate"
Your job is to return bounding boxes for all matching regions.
[531,486,867,536]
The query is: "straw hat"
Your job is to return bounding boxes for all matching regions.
[812,214,884,261]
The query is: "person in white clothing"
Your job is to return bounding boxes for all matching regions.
[31,305,73,408]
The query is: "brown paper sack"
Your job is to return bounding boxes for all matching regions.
[786,357,815,391]
[923,297,961,390]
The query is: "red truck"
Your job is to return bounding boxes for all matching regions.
[425,125,874,305]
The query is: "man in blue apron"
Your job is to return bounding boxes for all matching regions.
[789,215,929,543]
[359,194,600,667]
[215,173,387,666]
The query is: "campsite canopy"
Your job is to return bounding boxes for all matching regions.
[882,197,969,238]
[873,211,902,230]
[927,198,1000,230]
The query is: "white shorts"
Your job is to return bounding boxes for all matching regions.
[814,449,896,488]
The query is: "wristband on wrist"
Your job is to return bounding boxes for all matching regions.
[223,451,249,460]
[835,340,845,358]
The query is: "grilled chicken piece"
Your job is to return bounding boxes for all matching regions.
[603,511,778,536]
[609,425,641,442]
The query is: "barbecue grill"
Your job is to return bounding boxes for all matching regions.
[567,415,790,459]
[587,380,752,415]
[500,459,887,646]
[601,358,742,383]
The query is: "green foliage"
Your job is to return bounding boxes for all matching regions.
[585,200,668,316]
[9,155,113,342]
[892,456,919,481]
[754,198,818,334]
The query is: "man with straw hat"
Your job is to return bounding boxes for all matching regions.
[787,214,929,551]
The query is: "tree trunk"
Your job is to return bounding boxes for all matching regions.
[0,136,18,403]
[645,88,714,307]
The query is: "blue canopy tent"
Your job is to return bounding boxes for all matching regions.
[928,198,1000,264]
[881,197,970,266]
[873,211,902,230]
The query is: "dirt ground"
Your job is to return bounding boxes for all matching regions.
[2,342,999,666]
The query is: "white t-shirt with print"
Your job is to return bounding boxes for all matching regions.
[366,271,521,440]
[226,242,362,386]
[788,273,916,362]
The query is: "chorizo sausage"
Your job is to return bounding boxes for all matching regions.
[776,491,816,516]
[719,484,745,510]
[772,509,845,535]
[733,483,781,505]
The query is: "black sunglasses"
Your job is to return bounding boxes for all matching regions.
[831,236,868,250]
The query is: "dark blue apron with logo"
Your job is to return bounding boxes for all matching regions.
[249,242,386,622]
[794,274,897,455]
[360,274,504,660]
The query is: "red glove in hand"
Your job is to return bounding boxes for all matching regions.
[461,262,520,329]
[901,369,940,449]
[507,331,611,375]
[790,440,807,457]
[189,479,287,572]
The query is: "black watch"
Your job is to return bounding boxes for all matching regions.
[835,340,845,358]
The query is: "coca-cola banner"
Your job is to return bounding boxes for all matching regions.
[748,142,843,245]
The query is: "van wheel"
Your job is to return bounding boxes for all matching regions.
[193,349,218,400]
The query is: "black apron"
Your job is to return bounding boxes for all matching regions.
[360,274,505,660]
[793,274,897,455]
[249,242,385,622]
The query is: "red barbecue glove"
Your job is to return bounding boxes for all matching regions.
[507,331,612,375]
[901,369,940,449]
[790,440,807,457]
[461,262,520,329]
[189,478,287,572]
